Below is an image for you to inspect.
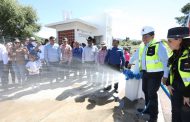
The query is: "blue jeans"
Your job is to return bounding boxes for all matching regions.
[12,63,26,83]
[4,61,15,84]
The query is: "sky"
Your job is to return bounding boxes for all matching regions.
[18,0,189,40]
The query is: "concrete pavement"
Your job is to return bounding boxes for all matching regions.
[0,67,169,122]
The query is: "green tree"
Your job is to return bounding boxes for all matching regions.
[175,3,190,26]
[131,41,141,45]
[0,0,40,37]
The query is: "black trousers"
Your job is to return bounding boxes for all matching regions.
[142,71,163,121]
[125,61,129,68]
[181,104,190,122]
[171,88,190,122]
[171,88,183,122]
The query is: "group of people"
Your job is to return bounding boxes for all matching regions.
[128,26,190,122]
[0,26,190,122]
[0,35,129,91]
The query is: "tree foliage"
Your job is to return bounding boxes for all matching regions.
[0,0,40,37]
[131,41,141,45]
[175,2,190,26]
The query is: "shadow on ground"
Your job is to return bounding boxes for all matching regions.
[112,97,149,122]
[74,89,118,110]
[0,66,103,101]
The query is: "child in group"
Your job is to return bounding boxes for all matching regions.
[26,52,41,87]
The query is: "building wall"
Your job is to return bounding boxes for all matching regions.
[47,14,112,46]
[56,22,97,45]
[75,22,97,44]
[58,29,75,46]
[56,23,76,31]
[81,13,112,47]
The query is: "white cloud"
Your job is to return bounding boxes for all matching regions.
[106,8,179,40]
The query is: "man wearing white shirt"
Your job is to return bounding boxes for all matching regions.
[0,43,8,86]
[39,39,49,63]
[82,37,98,83]
[44,36,61,81]
[82,37,98,63]
[128,26,169,122]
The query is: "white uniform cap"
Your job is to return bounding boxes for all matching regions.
[141,26,155,35]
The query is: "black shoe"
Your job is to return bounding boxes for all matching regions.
[114,83,118,90]
[136,112,150,121]
[114,89,118,93]
[137,108,144,113]
[148,118,157,122]
[103,85,111,91]
[137,108,149,114]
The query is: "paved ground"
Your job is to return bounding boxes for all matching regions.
[0,67,170,122]
[0,78,118,122]
[158,88,171,122]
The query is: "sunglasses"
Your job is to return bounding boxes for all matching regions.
[14,42,20,44]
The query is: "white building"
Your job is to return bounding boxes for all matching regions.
[45,13,112,47]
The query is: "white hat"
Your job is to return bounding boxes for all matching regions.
[141,26,155,35]
[30,37,36,41]
[100,42,106,46]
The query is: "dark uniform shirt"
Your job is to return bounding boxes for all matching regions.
[166,50,190,97]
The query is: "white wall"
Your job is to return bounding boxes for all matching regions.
[80,13,112,47]
[54,21,97,44]
[74,22,97,44]
[55,23,76,31]
[75,22,97,44]
[47,13,113,46]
